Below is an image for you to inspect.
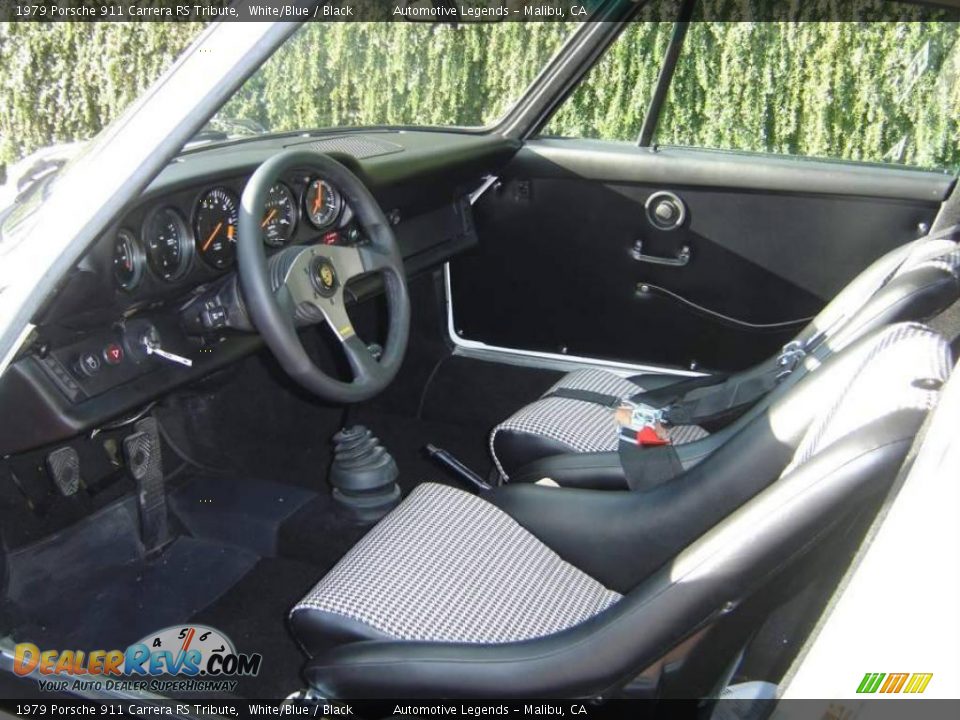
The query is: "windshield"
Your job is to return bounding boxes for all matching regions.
[212,21,576,135]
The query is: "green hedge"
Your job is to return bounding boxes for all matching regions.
[2,17,958,171]
[0,22,202,165]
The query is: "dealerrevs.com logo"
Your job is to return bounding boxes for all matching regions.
[13,625,262,694]
[856,672,933,694]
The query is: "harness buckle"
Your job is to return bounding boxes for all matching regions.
[776,341,806,380]
[616,402,671,446]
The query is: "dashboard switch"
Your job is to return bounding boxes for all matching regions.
[201,304,228,330]
[103,343,124,365]
[76,352,102,377]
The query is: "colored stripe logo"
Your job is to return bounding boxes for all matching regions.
[857,672,933,694]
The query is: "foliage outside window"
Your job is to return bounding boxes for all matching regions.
[0,21,575,166]
[541,12,960,171]
[218,22,575,133]
[656,21,960,171]
[542,22,675,141]
[0,22,202,165]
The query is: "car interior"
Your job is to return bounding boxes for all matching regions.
[2,15,960,705]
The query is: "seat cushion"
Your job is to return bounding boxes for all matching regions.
[490,369,708,480]
[290,483,621,656]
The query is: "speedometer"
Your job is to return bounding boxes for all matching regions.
[143,207,192,282]
[194,187,239,269]
[261,182,297,247]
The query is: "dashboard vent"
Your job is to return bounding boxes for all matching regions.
[289,135,404,160]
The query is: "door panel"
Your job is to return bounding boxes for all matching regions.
[448,140,952,372]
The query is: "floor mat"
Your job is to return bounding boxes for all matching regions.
[189,557,321,699]
[170,474,317,556]
[276,491,370,571]
[6,494,258,651]
[11,534,258,651]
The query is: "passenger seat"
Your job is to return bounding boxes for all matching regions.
[491,233,960,484]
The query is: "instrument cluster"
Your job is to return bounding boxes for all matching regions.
[109,173,355,294]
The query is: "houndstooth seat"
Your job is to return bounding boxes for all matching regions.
[292,323,951,698]
[491,238,960,482]
[290,482,620,648]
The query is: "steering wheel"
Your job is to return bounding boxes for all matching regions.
[237,150,410,403]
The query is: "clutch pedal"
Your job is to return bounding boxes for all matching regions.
[123,417,170,555]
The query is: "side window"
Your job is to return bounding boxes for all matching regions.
[656,21,960,170]
[539,7,960,172]
[540,22,674,141]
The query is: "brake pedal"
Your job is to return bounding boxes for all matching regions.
[46,446,81,497]
[123,417,169,555]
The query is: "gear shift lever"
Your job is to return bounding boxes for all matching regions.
[329,426,401,523]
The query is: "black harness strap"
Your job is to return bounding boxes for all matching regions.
[543,387,623,408]
[544,371,766,427]
[648,371,780,426]
[619,443,683,491]
[627,373,728,408]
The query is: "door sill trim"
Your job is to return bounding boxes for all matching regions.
[443,263,707,379]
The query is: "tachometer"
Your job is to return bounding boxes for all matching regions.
[303,178,342,229]
[261,182,297,247]
[143,207,192,282]
[112,229,145,291]
[194,187,239,269]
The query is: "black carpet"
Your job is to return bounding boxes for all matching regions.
[189,557,320,699]
[7,498,258,651]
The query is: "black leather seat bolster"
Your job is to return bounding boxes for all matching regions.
[841,264,959,339]
[510,430,735,488]
[303,428,914,699]
[493,429,579,477]
[625,372,679,390]
[488,416,796,593]
[510,452,630,488]
[290,607,395,657]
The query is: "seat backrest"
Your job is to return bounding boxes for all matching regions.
[544,324,953,594]
[575,323,953,695]
[792,232,959,352]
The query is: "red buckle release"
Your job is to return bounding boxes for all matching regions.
[636,426,670,446]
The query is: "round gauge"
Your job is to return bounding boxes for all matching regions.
[303,178,342,229]
[261,182,297,247]
[194,187,239,269]
[143,207,192,282]
[112,229,145,291]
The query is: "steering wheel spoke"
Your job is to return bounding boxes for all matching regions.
[342,333,387,386]
[312,291,357,342]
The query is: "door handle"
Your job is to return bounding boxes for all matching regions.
[630,240,691,267]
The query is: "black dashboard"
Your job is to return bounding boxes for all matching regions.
[0,130,518,455]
